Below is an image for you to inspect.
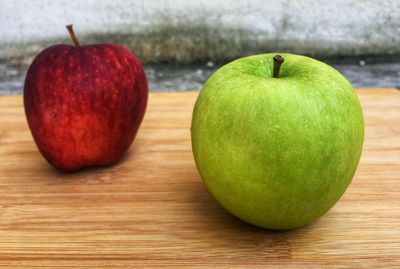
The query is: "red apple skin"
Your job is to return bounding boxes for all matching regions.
[24,44,148,172]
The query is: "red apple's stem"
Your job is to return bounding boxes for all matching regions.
[66,24,80,47]
[273,55,284,78]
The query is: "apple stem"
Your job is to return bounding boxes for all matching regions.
[273,55,284,78]
[66,24,80,47]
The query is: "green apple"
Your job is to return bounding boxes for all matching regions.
[191,53,364,230]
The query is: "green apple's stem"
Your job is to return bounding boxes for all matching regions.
[66,24,80,47]
[273,55,284,78]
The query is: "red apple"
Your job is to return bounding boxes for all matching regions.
[24,25,148,172]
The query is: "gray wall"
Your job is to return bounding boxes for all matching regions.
[1,0,399,63]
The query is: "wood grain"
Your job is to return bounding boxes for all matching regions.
[0,89,399,268]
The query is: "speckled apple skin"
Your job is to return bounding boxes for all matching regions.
[24,44,148,172]
[191,53,364,230]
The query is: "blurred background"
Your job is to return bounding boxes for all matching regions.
[0,0,399,94]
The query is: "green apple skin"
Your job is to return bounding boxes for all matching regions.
[191,53,364,230]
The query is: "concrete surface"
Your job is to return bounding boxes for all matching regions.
[1,0,400,64]
[2,59,399,94]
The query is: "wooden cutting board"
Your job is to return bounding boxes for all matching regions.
[0,89,399,268]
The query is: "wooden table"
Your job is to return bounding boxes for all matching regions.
[0,89,399,268]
